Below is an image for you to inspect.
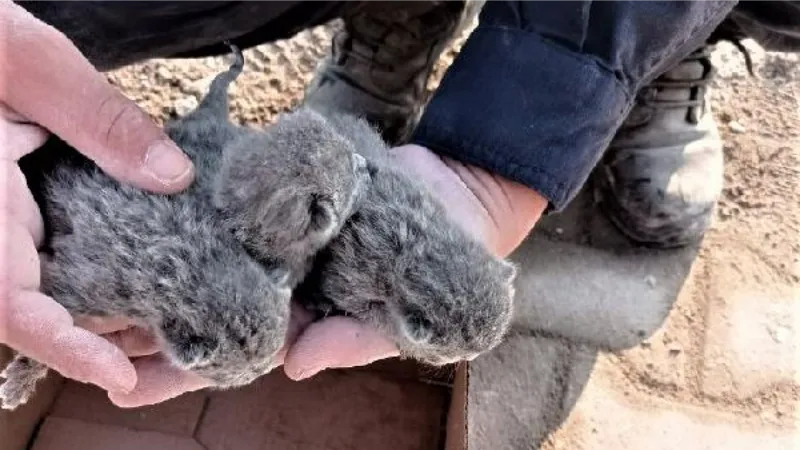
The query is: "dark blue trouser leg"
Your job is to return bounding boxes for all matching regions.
[20,1,799,72]
[717,1,800,51]
[17,1,344,70]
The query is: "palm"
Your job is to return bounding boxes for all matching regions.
[388,144,546,257]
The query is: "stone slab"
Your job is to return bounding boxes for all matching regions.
[468,333,598,450]
[547,373,798,450]
[702,265,799,398]
[509,186,701,350]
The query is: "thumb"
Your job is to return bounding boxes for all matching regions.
[0,1,194,193]
[108,355,211,408]
[283,317,400,380]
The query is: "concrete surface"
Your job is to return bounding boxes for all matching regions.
[509,186,701,350]
[468,334,597,449]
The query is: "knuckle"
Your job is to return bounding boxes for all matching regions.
[91,93,151,165]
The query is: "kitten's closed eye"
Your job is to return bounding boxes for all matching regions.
[268,267,292,289]
[161,316,220,368]
[401,306,435,345]
[211,107,370,287]
[308,193,337,239]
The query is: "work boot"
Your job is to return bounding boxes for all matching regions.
[593,44,725,248]
[303,1,484,145]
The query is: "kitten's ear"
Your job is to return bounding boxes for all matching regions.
[307,194,336,238]
[400,306,434,345]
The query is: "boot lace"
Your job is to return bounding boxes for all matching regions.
[636,40,754,124]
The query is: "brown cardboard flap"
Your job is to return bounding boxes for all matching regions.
[444,362,468,450]
[0,346,63,450]
[4,354,464,450]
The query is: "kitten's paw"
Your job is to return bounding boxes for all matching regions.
[0,355,49,410]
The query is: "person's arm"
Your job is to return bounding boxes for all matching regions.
[411,0,738,212]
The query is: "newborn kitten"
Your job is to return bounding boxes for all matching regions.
[295,113,517,366]
[213,109,371,285]
[2,44,364,410]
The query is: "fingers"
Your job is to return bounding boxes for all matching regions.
[74,316,160,357]
[283,317,400,381]
[1,162,45,247]
[0,229,135,393]
[0,104,49,161]
[108,355,211,408]
[0,220,40,291]
[103,327,160,358]
[271,301,315,365]
[2,290,137,393]
[0,1,194,193]
[74,315,137,335]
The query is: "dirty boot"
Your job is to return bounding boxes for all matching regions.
[593,44,725,248]
[303,1,484,145]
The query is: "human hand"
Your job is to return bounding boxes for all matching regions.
[281,143,548,380]
[1,0,193,397]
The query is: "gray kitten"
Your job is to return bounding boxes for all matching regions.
[294,113,518,366]
[212,109,371,286]
[1,44,367,410]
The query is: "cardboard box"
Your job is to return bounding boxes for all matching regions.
[1,346,469,450]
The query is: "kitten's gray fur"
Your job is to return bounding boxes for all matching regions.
[1,44,367,410]
[212,110,370,285]
[295,112,517,366]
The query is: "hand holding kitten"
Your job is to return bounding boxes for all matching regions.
[0,0,194,403]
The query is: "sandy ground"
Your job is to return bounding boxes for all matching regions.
[105,21,799,447]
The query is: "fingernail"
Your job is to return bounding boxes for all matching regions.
[144,141,193,184]
[288,367,317,381]
[109,375,137,394]
[104,365,138,394]
[107,392,138,409]
[103,380,134,396]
